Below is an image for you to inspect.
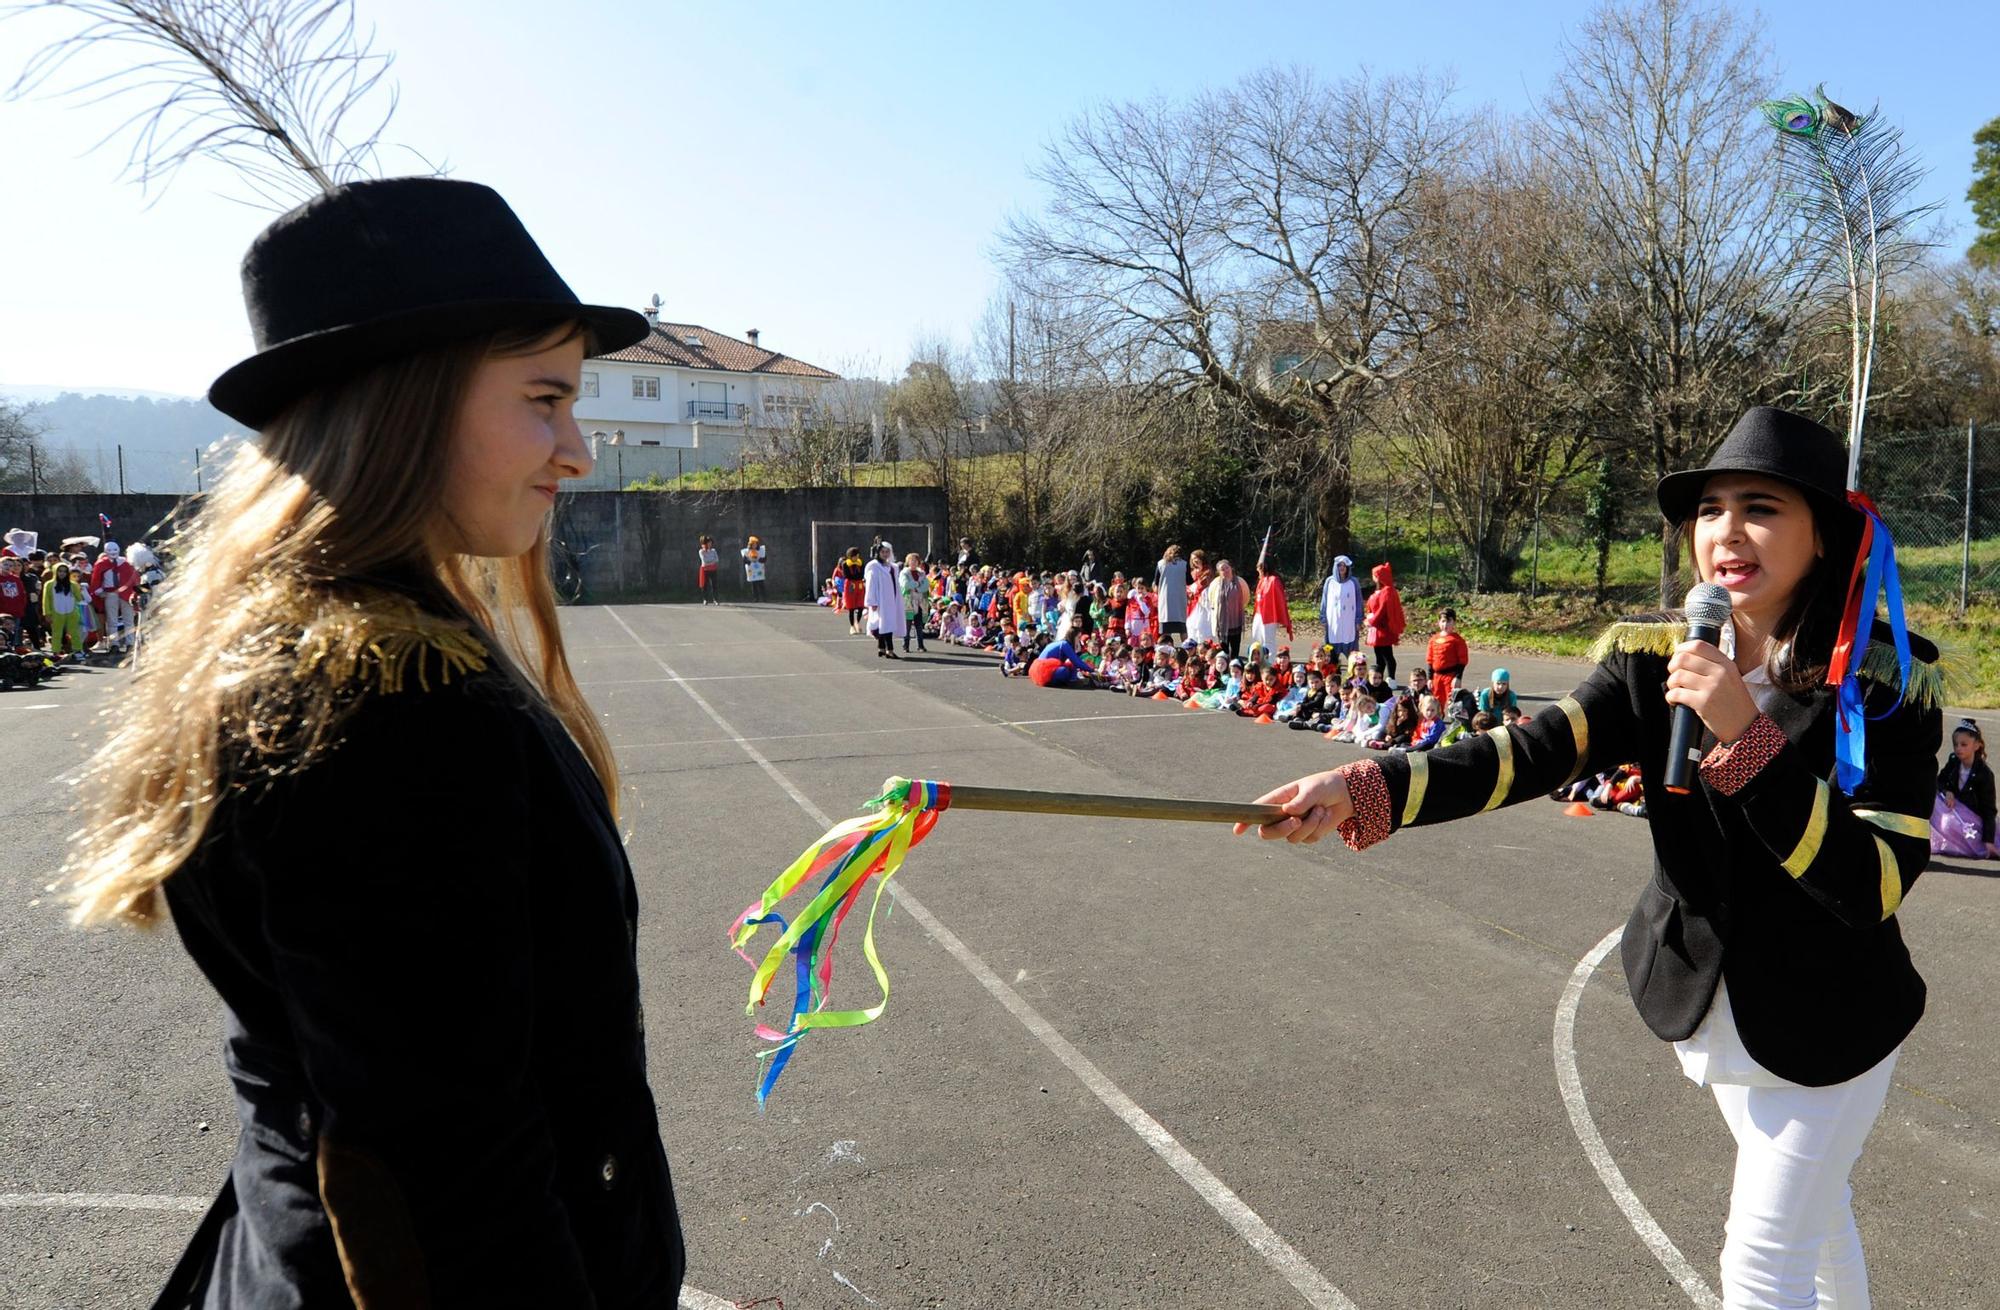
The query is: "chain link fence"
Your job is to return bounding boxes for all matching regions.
[1342,425,1997,617]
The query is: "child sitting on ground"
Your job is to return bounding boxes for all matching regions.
[1406,694,1447,751]
[1000,633,1028,677]
[1327,686,1375,743]
[1367,694,1419,751]
[1272,671,1307,721]
[1237,665,1281,718]
[938,603,968,646]
[1438,699,1476,747]
[1104,642,1139,691]
[1282,670,1330,729]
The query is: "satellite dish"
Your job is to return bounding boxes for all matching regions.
[649,293,663,311]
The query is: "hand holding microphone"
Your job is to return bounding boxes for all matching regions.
[1662,582,1761,794]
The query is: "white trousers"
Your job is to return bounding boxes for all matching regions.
[1712,1048,1898,1309]
[101,592,133,643]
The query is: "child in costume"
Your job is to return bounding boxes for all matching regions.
[1932,719,1997,858]
[696,534,720,604]
[1425,609,1469,706]
[1364,561,1405,680]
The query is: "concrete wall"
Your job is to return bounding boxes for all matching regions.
[552,486,947,601]
[0,493,186,554]
[1,487,947,605]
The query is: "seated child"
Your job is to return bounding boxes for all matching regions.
[999,633,1028,677]
[1237,665,1281,718]
[938,603,968,645]
[1272,674,1308,722]
[1192,656,1243,711]
[1327,687,1375,743]
[1366,694,1419,750]
[1280,669,1327,726]
[1406,694,1447,751]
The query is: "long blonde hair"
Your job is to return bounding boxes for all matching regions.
[66,321,618,928]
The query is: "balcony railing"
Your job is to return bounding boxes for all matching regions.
[687,401,748,423]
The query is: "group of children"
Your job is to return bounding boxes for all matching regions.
[0,534,158,664]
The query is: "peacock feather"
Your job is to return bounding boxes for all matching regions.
[1759,85,1936,489]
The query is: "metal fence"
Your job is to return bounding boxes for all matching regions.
[1341,424,1997,616]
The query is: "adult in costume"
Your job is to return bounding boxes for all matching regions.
[1184,550,1215,645]
[1250,561,1293,657]
[1155,544,1190,640]
[863,542,905,658]
[1200,558,1252,658]
[1318,555,1361,660]
[92,540,140,654]
[1240,408,1945,1309]
[65,178,685,1306]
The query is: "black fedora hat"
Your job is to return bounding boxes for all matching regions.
[208,177,648,428]
[1655,406,1855,525]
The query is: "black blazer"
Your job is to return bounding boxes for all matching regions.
[1353,616,1943,1088]
[1936,754,1996,845]
[158,662,684,1307]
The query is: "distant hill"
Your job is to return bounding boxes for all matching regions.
[6,390,251,493]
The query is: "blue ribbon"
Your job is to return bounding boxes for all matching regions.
[1832,504,1911,795]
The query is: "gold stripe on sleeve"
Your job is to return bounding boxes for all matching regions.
[1876,835,1903,918]
[1480,726,1515,813]
[1556,695,1589,785]
[1782,778,1831,878]
[1402,752,1430,827]
[1852,809,1931,841]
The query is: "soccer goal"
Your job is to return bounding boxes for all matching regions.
[810,521,937,595]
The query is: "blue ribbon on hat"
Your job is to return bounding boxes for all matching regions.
[1830,494,1911,795]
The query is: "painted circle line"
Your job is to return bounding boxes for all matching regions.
[1554,927,1720,1309]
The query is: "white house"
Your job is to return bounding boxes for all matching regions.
[573,301,840,485]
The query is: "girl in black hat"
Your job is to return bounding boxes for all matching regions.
[1235,406,1946,1308]
[64,179,684,1307]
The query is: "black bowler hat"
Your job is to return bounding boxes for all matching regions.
[208,177,648,428]
[1655,406,1855,525]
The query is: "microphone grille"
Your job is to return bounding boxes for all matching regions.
[1683,581,1733,628]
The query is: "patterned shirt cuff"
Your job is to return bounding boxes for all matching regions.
[1698,712,1787,796]
[1336,760,1392,851]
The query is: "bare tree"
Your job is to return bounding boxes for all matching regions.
[1000,66,1466,570]
[1385,138,1606,589]
[5,0,424,208]
[885,338,979,545]
[1538,0,1803,604]
[0,399,97,492]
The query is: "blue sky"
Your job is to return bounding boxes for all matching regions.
[2,0,1994,397]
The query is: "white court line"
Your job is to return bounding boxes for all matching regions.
[612,707,1207,752]
[0,702,61,710]
[604,607,1357,1310]
[1555,928,1720,1309]
[581,665,984,686]
[1,1192,208,1211]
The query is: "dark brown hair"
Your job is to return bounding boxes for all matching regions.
[1672,482,1862,694]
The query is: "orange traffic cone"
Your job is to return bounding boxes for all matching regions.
[1152,690,1170,701]
[1183,698,1202,710]
[1255,713,1274,724]
[1563,802,1594,818]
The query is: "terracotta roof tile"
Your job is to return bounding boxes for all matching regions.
[592,322,839,379]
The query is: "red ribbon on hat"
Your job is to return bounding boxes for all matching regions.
[1824,489,1879,714]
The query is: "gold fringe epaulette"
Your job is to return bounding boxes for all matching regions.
[1588,619,1681,663]
[1589,617,1958,711]
[290,592,489,695]
[1857,638,1961,712]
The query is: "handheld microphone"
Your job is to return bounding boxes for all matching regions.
[1662,581,1733,795]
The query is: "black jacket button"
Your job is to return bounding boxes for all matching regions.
[600,1154,618,1190]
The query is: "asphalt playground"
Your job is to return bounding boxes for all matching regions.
[3,601,1996,1309]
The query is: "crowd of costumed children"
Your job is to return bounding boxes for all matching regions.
[817,543,1674,823]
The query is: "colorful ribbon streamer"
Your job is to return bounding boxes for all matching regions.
[728,777,951,1104]
[1826,491,1911,795]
